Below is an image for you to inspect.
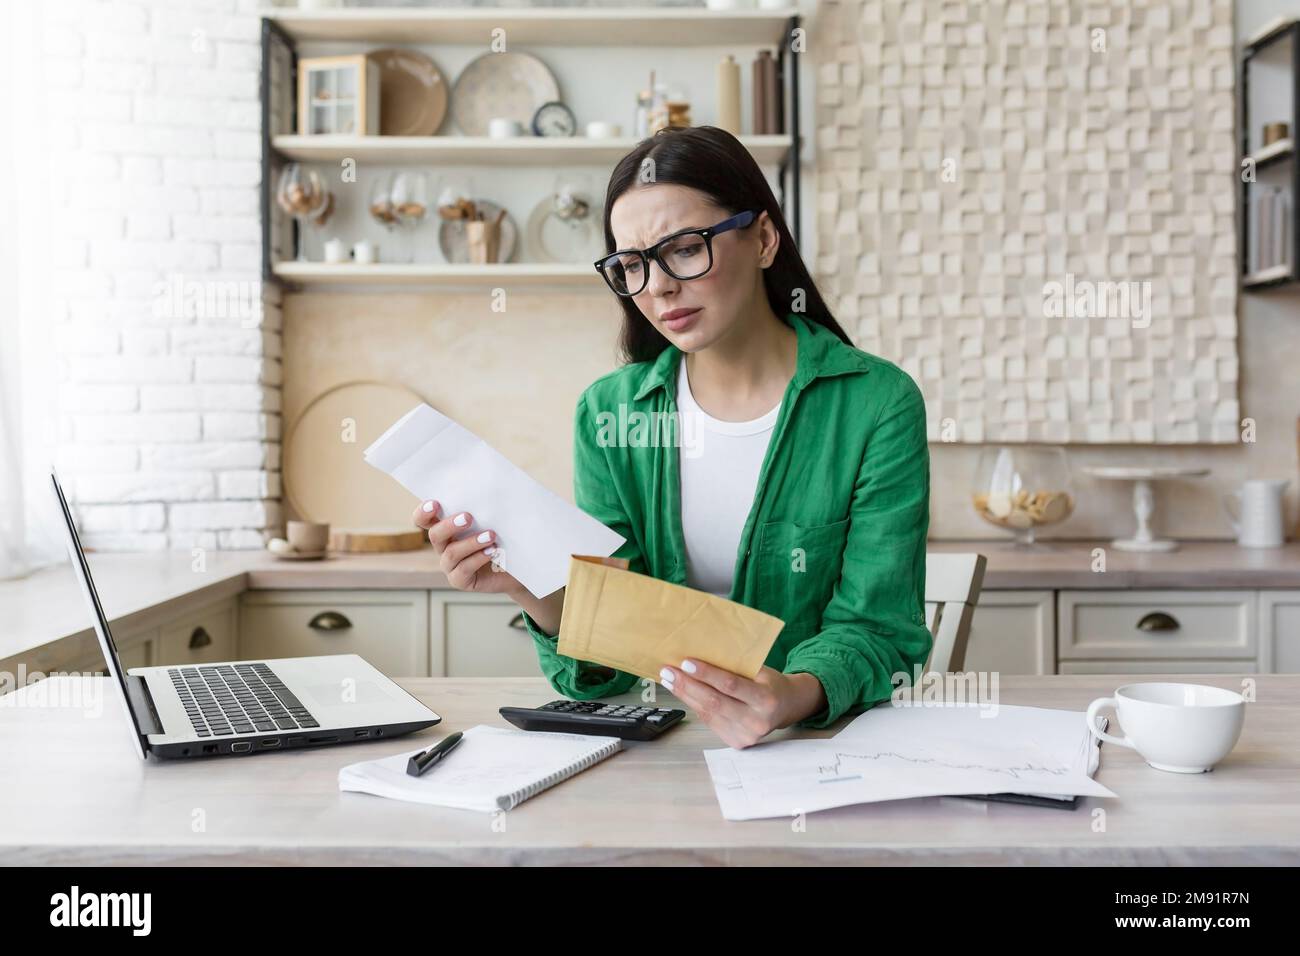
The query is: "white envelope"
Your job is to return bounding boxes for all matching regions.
[363,403,626,599]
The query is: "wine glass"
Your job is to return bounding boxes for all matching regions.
[368,172,399,254]
[391,171,431,264]
[276,164,327,262]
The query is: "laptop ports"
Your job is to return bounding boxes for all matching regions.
[260,738,281,748]
[231,741,252,753]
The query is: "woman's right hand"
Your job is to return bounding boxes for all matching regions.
[412,499,521,595]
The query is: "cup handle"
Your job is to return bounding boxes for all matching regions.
[1222,491,1241,536]
[1085,697,1135,749]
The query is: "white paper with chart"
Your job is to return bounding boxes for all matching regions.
[704,703,1116,821]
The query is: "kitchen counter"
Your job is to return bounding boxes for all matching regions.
[1,673,1293,865]
[2,541,1298,669]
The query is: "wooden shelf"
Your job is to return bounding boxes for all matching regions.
[271,134,793,166]
[1242,263,1293,288]
[267,7,798,46]
[272,261,601,288]
[1247,138,1294,168]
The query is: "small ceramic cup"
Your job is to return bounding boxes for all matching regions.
[286,520,330,554]
[1086,682,1245,773]
[488,117,524,139]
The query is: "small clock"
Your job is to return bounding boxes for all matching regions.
[532,101,577,137]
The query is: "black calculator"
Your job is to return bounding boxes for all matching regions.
[499,700,686,741]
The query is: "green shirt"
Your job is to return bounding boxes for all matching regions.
[520,311,931,729]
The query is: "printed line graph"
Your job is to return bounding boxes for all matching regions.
[815,749,1072,785]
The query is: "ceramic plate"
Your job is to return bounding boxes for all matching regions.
[370,48,447,136]
[451,51,559,137]
[526,194,603,263]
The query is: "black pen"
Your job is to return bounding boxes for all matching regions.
[406,731,464,777]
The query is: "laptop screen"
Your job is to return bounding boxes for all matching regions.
[49,469,149,759]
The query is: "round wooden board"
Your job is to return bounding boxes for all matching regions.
[329,527,428,553]
[284,381,428,531]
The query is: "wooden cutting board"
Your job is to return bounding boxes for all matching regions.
[284,381,430,552]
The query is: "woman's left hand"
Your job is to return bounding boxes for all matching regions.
[658,659,826,749]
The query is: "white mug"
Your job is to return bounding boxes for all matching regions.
[488,117,523,139]
[323,237,345,263]
[353,239,377,265]
[1086,682,1245,774]
[585,121,622,139]
[1224,479,1289,548]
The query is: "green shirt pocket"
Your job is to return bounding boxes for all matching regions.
[756,517,850,634]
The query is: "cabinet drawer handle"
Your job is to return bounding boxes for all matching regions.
[508,612,526,630]
[188,626,213,650]
[1137,611,1180,633]
[308,610,353,632]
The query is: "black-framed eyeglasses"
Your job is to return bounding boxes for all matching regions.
[594,209,760,297]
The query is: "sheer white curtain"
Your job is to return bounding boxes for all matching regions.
[1,1,66,581]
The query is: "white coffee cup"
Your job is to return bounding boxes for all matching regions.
[585,121,622,139]
[488,117,523,139]
[1086,682,1245,774]
[323,237,345,263]
[353,239,377,264]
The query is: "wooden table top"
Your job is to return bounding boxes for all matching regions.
[1,673,1295,865]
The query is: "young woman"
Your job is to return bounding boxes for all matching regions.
[413,126,931,749]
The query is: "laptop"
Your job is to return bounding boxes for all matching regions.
[50,469,441,759]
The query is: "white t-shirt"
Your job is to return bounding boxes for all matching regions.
[675,354,782,597]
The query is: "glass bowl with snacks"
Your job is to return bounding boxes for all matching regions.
[972,446,1074,546]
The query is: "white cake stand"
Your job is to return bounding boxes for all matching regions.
[1083,466,1210,552]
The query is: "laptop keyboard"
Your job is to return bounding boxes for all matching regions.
[169,663,319,738]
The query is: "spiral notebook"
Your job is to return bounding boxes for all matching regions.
[338,725,622,813]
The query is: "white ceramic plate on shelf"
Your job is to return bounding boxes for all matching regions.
[451,51,559,137]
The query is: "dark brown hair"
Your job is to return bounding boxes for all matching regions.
[601,125,853,365]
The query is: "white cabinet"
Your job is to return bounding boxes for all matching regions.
[67,628,154,674]
[155,597,239,666]
[961,590,1054,675]
[239,590,429,676]
[1058,590,1256,673]
[1261,590,1300,673]
[429,592,544,678]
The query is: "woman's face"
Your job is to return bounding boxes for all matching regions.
[609,184,775,353]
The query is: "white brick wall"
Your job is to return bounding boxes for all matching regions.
[46,0,281,551]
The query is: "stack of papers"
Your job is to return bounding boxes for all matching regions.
[363,403,625,598]
[704,703,1116,820]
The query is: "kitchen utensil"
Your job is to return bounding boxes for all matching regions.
[1086,683,1245,774]
[276,164,328,262]
[465,208,506,264]
[487,117,524,138]
[972,446,1075,546]
[1224,478,1289,548]
[1083,466,1209,552]
[526,184,601,263]
[717,54,741,134]
[369,47,447,136]
[283,381,429,536]
[438,199,517,263]
[451,51,559,137]
[287,520,330,553]
[585,121,621,139]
